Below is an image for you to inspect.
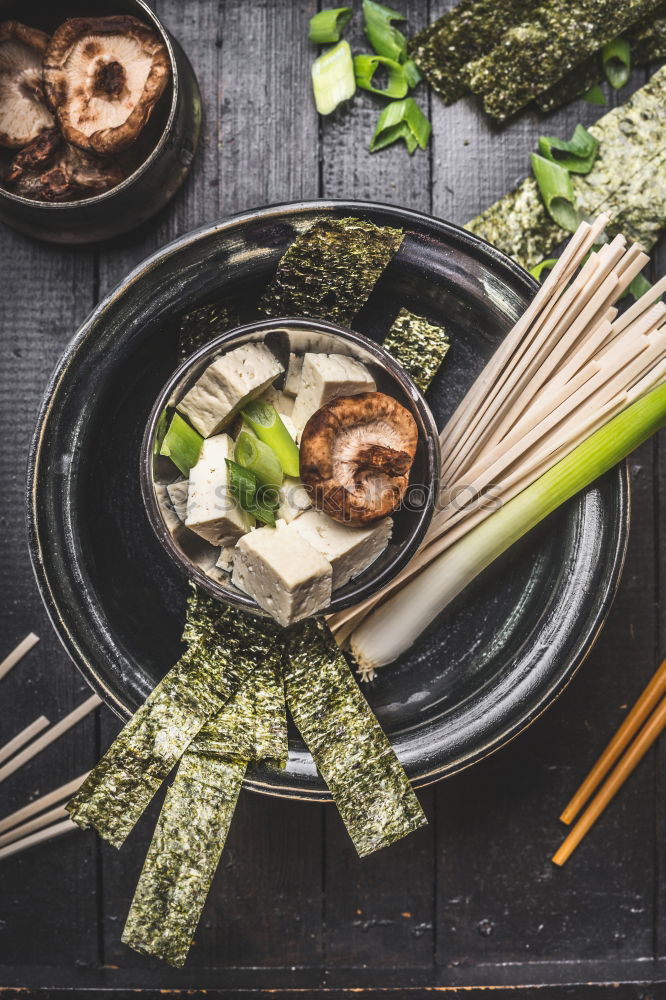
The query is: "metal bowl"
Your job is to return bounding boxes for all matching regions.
[0,0,201,244]
[142,317,440,617]
[27,200,629,799]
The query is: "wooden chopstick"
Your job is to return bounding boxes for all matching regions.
[560,658,666,824]
[0,803,68,847]
[0,716,50,765]
[0,818,77,862]
[0,694,101,785]
[0,633,39,682]
[0,772,89,834]
[553,696,666,866]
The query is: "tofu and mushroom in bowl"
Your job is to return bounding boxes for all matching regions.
[143,317,440,627]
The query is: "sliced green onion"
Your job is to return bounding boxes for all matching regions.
[354,54,408,97]
[530,258,558,282]
[583,84,607,105]
[362,0,407,63]
[628,272,653,300]
[537,124,599,175]
[351,383,666,672]
[309,7,352,44]
[159,412,203,476]
[402,59,421,89]
[531,153,579,233]
[241,400,300,477]
[225,459,276,526]
[370,97,431,154]
[602,37,631,90]
[235,430,283,490]
[311,40,356,115]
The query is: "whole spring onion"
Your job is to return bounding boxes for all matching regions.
[351,382,666,673]
[241,400,300,477]
[602,37,631,90]
[583,84,607,105]
[354,53,408,98]
[159,412,203,476]
[537,124,599,175]
[235,430,283,490]
[225,459,276,526]
[362,0,407,63]
[370,97,431,154]
[309,7,352,44]
[311,40,356,115]
[531,153,580,232]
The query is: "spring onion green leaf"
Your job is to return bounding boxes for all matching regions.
[603,37,631,90]
[583,84,607,105]
[354,53,408,97]
[629,272,654,300]
[235,430,284,490]
[370,97,431,154]
[402,59,422,89]
[241,400,300,478]
[362,0,407,63]
[530,153,579,233]
[225,459,276,526]
[309,7,352,44]
[159,413,203,476]
[311,40,356,115]
[537,124,599,175]
[530,258,558,282]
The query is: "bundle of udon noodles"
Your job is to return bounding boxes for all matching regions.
[332,214,666,674]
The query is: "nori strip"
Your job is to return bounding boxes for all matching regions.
[259,217,403,325]
[67,589,280,848]
[383,308,450,392]
[178,301,241,361]
[285,619,426,858]
[409,0,538,105]
[464,0,663,121]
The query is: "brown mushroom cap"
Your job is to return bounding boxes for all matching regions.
[299,391,419,526]
[5,126,125,202]
[0,21,53,149]
[43,15,170,155]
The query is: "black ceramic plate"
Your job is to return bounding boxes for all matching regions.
[27,201,629,801]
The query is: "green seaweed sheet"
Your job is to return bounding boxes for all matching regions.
[464,0,663,121]
[383,308,450,392]
[259,217,403,325]
[285,619,426,858]
[67,589,281,848]
[178,301,242,361]
[466,67,666,269]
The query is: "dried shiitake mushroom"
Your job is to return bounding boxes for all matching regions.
[43,15,170,155]
[5,126,125,201]
[0,21,53,148]
[299,391,419,526]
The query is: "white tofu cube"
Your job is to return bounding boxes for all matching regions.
[287,509,392,589]
[186,434,254,545]
[155,484,182,535]
[291,353,376,432]
[166,479,189,522]
[277,475,312,523]
[177,343,283,437]
[232,524,332,626]
[284,353,303,396]
[261,385,295,419]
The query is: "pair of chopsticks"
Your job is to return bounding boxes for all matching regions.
[0,633,99,860]
[553,657,666,865]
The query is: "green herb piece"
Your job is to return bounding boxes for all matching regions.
[537,124,599,174]
[285,619,427,857]
[159,412,203,477]
[363,0,408,62]
[260,216,403,325]
[309,7,352,44]
[602,36,631,89]
[531,154,579,233]
[225,458,277,526]
[530,258,558,281]
[583,84,607,104]
[383,308,450,392]
[235,430,283,491]
[370,97,431,154]
[626,271,653,301]
[241,400,300,477]
[311,40,356,115]
[354,53,408,97]
[402,58,421,88]
[178,302,241,362]
[66,589,273,848]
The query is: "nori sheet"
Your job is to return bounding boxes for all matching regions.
[464,0,663,121]
[383,308,450,392]
[284,619,426,858]
[259,217,403,325]
[409,0,538,105]
[178,301,242,361]
[67,589,281,848]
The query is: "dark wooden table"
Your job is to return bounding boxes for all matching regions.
[1,2,665,997]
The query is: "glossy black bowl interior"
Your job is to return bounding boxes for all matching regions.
[142,317,440,616]
[27,201,629,799]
